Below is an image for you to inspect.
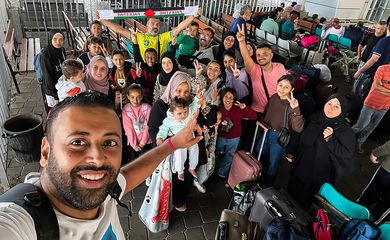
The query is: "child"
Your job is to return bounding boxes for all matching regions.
[109,50,135,109]
[83,20,112,53]
[176,21,199,68]
[122,84,152,160]
[216,87,257,182]
[79,37,113,68]
[257,75,305,184]
[156,94,202,181]
[55,59,86,102]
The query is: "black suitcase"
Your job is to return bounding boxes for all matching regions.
[248,187,310,232]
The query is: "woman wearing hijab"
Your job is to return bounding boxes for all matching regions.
[41,30,66,111]
[153,51,180,102]
[84,55,112,97]
[214,32,236,63]
[286,94,356,209]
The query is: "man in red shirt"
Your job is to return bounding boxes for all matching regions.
[352,64,390,153]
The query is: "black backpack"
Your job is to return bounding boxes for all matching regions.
[0,181,129,239]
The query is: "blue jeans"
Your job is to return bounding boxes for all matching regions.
[215,136,240,178]
[256,130,285,179]
[352,106,387,144]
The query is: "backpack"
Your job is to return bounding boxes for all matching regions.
[0,181,128,239]
[0,183,59,239]
[264,219,312,240]
[314,209,332,240]
[338,219,380,240]
[34,49,44,84]
[301,35,320,48]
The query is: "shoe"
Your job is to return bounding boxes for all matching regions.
[145,176,151,187]
[357,143,364,154]
[193,178,207,193]
[174,204,187,212]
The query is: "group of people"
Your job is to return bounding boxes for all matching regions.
[0,3,389,239]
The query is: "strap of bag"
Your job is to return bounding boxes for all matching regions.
[0,183,59,239]
[260,67,270,100]
[283,106,290,129]
[157,35,161,63]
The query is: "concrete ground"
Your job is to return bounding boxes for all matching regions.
[2,70,389,239]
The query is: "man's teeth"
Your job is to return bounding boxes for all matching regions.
[81,173,105,180]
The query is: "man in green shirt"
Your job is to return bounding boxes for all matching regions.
[260,11,279,36]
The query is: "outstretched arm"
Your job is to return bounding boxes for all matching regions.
[121,110,203,193]
[237,24,255,73]
[171,7,201,36]
[96,11,131,39]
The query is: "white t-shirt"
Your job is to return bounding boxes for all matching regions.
[0,173,127,240]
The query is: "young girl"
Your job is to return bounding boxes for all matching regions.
[216,87,257,182]
[257,74,305,184]
[193,60,224,105]
[122,84,152,160]
[109,50,135,109]
[156,92,202,181]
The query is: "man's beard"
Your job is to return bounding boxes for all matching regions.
[148,28,159,36]
[45,152,119,210]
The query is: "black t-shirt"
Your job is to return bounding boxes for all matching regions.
[360,34,385,62]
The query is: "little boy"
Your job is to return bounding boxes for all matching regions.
[79,37,113,67]
[176,21,199,68]
[55,59,86,102]
[83,20,113,53]
[156,95,201,181]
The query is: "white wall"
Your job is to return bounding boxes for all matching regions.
[335,0,370,19]
[304,0,338,19]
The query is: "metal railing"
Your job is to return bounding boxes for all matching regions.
[16,0,305,38]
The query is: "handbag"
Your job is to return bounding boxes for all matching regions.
[277,106,291,147]
[138,155,173,233]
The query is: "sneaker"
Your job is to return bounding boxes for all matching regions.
[357,143,364,154]
[174,203,187,212]
[145,176,151,187]
[193,178,207,193]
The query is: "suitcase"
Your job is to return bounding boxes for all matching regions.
[248,187,310,232]
[215,209,253,240]
[227,122,265,189]
[287,69,310,92]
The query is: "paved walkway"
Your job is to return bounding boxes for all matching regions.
[3,72,388,239]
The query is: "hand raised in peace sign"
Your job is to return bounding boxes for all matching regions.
[236,24,246,43]
[135,62,142,77]
[130,28,138,44]
[194,59,203,77]
[234,100,246,109]
[100,43,109,57]
[286,90,299,109]
[230,63,241,78]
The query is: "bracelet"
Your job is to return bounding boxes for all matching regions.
[167,137,176,151]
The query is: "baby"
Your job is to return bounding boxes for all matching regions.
[156,92,202,181]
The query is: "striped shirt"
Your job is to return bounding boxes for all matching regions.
[364,64,390,110]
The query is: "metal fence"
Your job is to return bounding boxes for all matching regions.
[0,1,12,188]
[16,0,305,38]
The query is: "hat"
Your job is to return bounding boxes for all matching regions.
[332,18,340,23]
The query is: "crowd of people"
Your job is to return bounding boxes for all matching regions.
[0,2,389,238]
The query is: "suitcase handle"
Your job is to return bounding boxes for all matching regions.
[265,200,284,218]
[217,222,228,240]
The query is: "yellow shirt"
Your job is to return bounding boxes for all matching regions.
[135,31,172,61]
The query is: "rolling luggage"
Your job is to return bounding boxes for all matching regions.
[227,122,265,189]
[215,209,253,240]
[248,187,310,233]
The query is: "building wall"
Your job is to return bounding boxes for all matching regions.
[304,0,373,20]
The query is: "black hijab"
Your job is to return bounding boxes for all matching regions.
[216,32,236,63]
[312,94,349,128]
[158,51,179,86]
[47,30,66,63]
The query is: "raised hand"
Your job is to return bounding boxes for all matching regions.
[230,63,241,78]
[210,87,219,103]
[196,88,205,101]
[194,60,203,76]
[135,62,142,77]
[236,24,246,43]
[130,28,137,44]
[95,11,101,21]
[323,127,333,140]
[171,34,177,46]
[286,90,299,109]
[100,43,109,57]
[234,101,246,109]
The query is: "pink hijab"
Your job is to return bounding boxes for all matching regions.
[84,55,109,95]
[160,71,191,104]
